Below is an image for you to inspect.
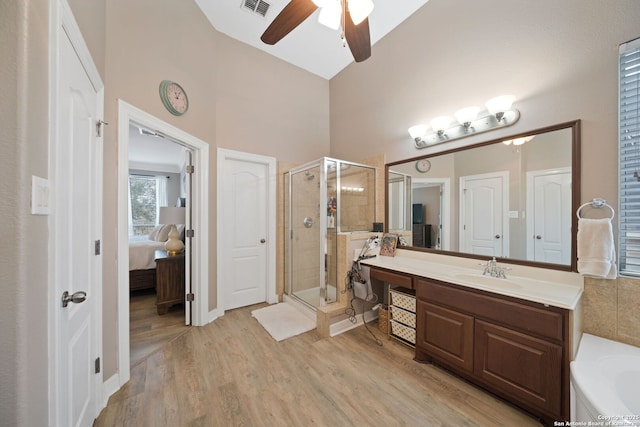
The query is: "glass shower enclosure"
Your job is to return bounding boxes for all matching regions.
[284,158,376,309]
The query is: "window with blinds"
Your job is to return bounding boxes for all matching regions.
[619,37,640,276]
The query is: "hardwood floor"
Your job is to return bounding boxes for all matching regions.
[97,303,543,426]
[129,289,189,368]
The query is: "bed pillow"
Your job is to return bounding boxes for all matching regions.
[147,225,163,241]
[149,224,170,242]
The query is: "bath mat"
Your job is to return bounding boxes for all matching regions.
[251,303,315,342]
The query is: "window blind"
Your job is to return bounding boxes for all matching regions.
[619,37,640,276]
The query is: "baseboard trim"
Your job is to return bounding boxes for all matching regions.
[330,308,378,337]
[101,373,120,408]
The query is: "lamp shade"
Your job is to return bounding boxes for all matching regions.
[430,116,453,132]
[348,0,375,25]
[408,124,428,140]
[454,106,480,125]
[318,0,341,29]
[485,95,515,115]
[159,206,185,225]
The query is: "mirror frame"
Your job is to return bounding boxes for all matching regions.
[385,120,581,272]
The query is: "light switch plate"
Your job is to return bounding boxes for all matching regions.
[31,175,50,215]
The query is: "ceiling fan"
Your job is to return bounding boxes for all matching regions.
[261,0,375,63]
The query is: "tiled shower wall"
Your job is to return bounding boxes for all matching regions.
[582,276,640,347]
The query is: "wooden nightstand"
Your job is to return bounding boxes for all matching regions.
[154,250,185,315]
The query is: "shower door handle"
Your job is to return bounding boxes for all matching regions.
[303,217,314,228]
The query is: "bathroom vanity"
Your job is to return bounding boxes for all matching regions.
[365,251,583,426]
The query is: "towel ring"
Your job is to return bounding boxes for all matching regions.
[576,198,615,220]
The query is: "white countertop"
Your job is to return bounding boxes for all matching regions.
[360,249,583,310]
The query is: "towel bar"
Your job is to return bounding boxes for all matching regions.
[576,198,615,219]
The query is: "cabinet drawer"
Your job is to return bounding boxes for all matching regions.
[391,305,416,328]
[370,267,413,289]
[390,320,416,345]
[390,289,416,312]
[417,278,564,342]
[475,320,562,416]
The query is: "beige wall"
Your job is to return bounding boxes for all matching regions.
[1,0,51,425]
[330,0,640,346]
[3,0,640,423]
[98,0,329,377]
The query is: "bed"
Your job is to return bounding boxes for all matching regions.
[129,224,183,291]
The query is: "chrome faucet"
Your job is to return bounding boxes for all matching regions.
[482,257,508,278]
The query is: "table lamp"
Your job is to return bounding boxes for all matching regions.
[158,206,185,256]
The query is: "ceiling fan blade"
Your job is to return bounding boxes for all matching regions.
[261,0,318,45]
[344,9,371,62]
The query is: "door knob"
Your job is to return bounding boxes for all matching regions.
[61,290,87,308]
[495,235,501,239]
[536,235,542,239]
[303,217,313,228]
[260,238,266,243]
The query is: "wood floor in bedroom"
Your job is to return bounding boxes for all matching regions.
[98,302,542,426]
[129,289,189,368]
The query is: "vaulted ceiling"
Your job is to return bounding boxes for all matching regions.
[195,0,430,80]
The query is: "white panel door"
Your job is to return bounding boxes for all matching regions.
[53,19,102,427]
[460,173,508,257]
[528,169,572,264]
[222,158,269,310]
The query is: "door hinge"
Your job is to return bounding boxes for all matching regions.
[186,293,195,302]
[95,357,101,374]
[96,120,108,137]
[94,240,101,255]
[186,165,194,174]
[186,229,195,238]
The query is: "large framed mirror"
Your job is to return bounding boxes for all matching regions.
[386,120,581,271]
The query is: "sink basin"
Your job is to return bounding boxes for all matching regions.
[452,273,523,290]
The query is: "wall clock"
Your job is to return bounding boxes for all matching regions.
[415,158,431,173]
[159,80,189,116]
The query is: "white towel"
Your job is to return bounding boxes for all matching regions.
[577,218,617,279]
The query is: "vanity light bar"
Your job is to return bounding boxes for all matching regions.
[410,95,521,149]
[411,109,520,149]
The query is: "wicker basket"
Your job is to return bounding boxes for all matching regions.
[391,305,416,328]
[390,289,416,312]
[391,320,416,344]
[378,306,389,334]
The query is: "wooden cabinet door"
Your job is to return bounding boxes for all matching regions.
[416,300,474,373]
[474,320,562,416]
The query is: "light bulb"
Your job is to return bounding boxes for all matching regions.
[430,116,453,134]
[318,0,341,30]
[408,124,428,140]
[454,106,480,127]
[348,0,375,25]
[486,95,515,121]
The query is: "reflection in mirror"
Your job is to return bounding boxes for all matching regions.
[388,171,411,231]
[386,121,580,271]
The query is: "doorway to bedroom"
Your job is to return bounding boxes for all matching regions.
[117,101,210,385]
[127,123,190,367]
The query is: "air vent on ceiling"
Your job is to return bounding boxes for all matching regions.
[243,0,270,17]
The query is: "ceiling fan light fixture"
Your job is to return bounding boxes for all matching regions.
[318,0,341,30]
[311,0,328,6]
[348,0,374,25]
